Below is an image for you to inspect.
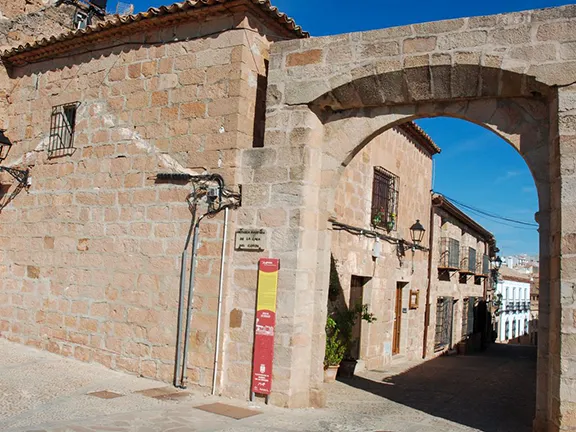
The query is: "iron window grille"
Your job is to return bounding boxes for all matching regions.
[482,254,490,275]
[459,246,476,273]
[73,10,90,29]
[434,296,454,351]
[49,103,79,157]
[439,237,460,269]
[468,248,477,273]
[371,166,399,230]
[461,297,476,338]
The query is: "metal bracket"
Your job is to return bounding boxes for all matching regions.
[0,166,29,187]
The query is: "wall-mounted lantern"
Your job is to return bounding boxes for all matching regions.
[0,130,12,161]
[0,130,29,187]
[410,219,426,246]
[492,255,503,271]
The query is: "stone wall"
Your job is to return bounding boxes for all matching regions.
[0,7,272,392]
[331,126,433,368]
[0,2,84,51]
[259,4,574,422]
[0,0,52,19]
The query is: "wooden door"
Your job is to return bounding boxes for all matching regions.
[392,285,403,355]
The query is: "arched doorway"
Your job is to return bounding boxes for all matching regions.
[324,113,539,431]
[238,9,576,431]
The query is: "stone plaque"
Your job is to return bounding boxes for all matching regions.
[235,229,266,252]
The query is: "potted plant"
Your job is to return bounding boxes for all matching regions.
[334,303,377,378]
[323,317,345,382]
[372,208,396,232]
[386,212,397,232]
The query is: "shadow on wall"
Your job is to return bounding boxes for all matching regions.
[505,334,535,346]
[0,182,25,212]
[335,344,536,432]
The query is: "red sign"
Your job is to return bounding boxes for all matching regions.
[251,258,279,395]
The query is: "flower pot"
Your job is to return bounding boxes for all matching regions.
[323,365,339,383]
[338,359,358,378]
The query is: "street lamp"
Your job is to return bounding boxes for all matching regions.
[0,130,12,161]
[0,130,29,187]
[492,256,503,271]
[410,219,426,246]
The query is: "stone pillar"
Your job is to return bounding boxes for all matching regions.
[535,205,551,431]
[550,84,576,431]
[236,104,326,407]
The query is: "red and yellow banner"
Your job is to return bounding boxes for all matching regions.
[251,258,279,395]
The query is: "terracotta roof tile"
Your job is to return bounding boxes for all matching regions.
[432,193,495,244]
[499,265,532,282]
[1,0,308,63]
[397,121,441,156]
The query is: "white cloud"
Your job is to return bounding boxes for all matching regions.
[493,170,522,184]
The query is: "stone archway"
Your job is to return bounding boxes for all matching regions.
[238,6,576,431]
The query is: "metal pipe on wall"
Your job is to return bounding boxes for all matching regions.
[212,207,229,395]
[422,193,436,359]
[174,209,196,387]
[179,219,202,388]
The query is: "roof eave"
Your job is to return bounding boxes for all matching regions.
[2,0,308,65]
[432,193,494,242]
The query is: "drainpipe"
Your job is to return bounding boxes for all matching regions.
[174,208,196,387]
[179,214,204,388]
[212,206,229,395]
[422,194,436,359]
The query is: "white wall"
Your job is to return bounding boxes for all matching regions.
[495,278,531,341]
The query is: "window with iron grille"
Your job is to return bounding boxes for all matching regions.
[505,321,510,339]
[439,237,460,269]
[461,297,476,338]
[468,247,477,273]
[371,167,399,229]
[434,296,454,351]
[49,103,79,156]
[482,255,490,275]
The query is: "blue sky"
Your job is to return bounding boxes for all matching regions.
[124,0,562,256]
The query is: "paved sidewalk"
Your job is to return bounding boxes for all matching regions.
[0,339,535,432]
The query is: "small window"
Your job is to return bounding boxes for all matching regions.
[73,11,90,29]
[371,167,399,230]
[49,103,78,156]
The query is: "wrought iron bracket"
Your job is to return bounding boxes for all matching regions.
[0,166,29,188]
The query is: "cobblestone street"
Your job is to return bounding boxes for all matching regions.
[0,339,535,431]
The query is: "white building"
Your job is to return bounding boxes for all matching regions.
[495,266,532,342]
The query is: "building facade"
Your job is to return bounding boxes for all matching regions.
[426,194,496,357]
[0,0,306,404]
[495,266,532,343]
[330,122,439,370]
[3,1,576,428]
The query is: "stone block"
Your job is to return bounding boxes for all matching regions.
[360,41,400,58]
[489,27,532,45]
[361,26,413,42]
[537,21,576,42]
[403,37,437,54]
[413,18,465,34]
[286,50,323,67]
[438,31,488,50]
